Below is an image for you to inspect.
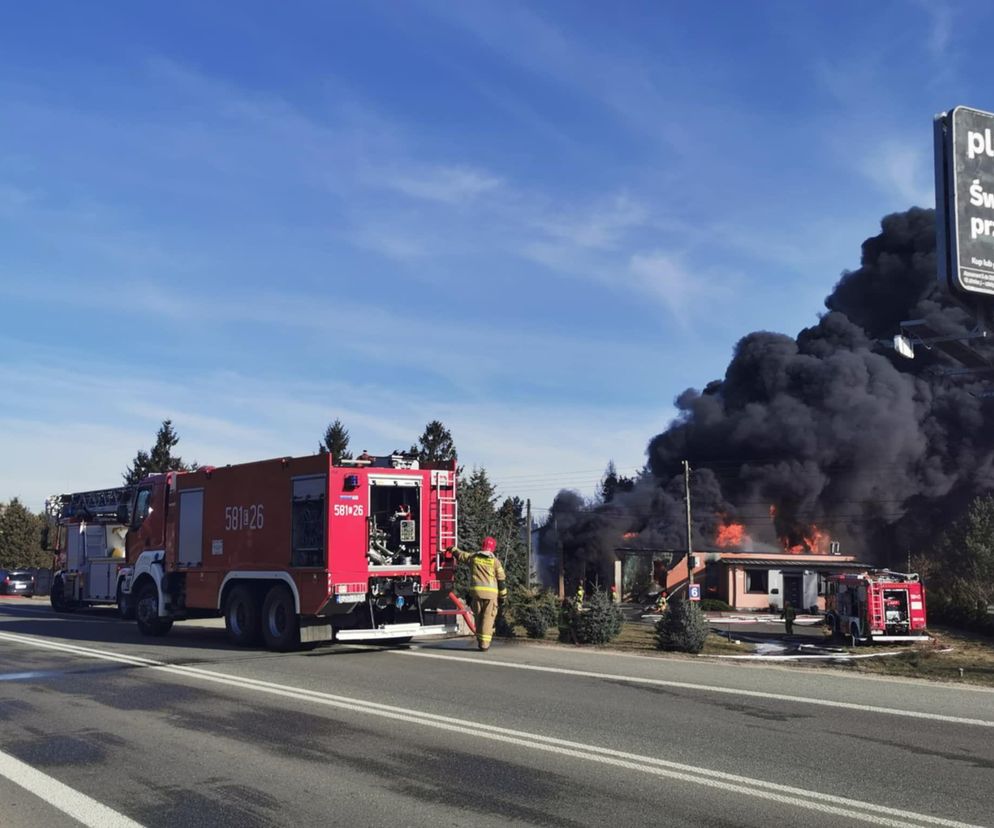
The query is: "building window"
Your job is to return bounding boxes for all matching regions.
[745,569,768,593]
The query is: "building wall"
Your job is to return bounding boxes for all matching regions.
[727,568,772,610]
[725,566,829,611]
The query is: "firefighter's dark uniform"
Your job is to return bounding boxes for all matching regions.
[452,547,507,650]
[783,602,796,635]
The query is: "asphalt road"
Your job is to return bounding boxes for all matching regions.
[2,596,993,827]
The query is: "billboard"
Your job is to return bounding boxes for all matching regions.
[935,106,994,296]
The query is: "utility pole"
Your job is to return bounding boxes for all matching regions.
[684,460,694,587]
[526,498,533,587]
[556,516,564,600]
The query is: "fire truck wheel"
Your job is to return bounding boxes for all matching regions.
[825,613,838,638]
[224,585,262,646]
[261,585,300,652]
[849,622,861,647]
[135,583,174,637]
[50,576,73,613]
[117,583,136,621]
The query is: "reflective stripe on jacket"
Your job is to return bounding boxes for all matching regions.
[454,548,507,598]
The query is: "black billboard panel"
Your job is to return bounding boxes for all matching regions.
[936,106,994,296]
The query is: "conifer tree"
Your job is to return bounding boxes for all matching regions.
[411,420,457,465]
[573,587,624,644]
[319,419,353,464]
[656,593,709,653]
[123,419,190,484]
[0,498,46,568]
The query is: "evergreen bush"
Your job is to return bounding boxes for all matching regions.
[656,594,709,653]
[494,608,516,637]
[520,605,550,638]
[535,590,560,628]
[505,587,560,639]
[558,599,578,643]
[574,588,625,645]
[699,598,732,612]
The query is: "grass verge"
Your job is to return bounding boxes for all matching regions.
[504,620,994,686]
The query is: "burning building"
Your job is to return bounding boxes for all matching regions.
[543,208,994,591]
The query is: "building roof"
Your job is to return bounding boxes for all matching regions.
[720,558,873,571]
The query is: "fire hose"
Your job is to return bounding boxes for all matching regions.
[447,591,476,634]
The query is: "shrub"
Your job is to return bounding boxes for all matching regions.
[656,594,709,653]
[535,590,560,627]
[521,605,550,638]
[502,587,561,639]
[495,608,516,638]
[699,598,732,612]
[573,588,625,645]
[558,599,578,643]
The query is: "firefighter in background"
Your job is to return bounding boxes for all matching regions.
[782,601,797,635]
[449,537,507,651]
[654,590,669,614]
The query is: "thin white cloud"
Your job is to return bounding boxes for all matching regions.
[379,165,503,204]
[859,140,932,207]
[914,0,953,60]
[531,193,647,250]
[417,0,683,144]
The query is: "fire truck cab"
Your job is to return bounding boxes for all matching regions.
[118,451,459,650]
[824,570,928,644]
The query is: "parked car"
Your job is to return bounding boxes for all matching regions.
[0,569,36,597]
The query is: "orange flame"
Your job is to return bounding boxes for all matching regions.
[716,522,749,548]
[781,525,830,554]
[803,525,830,554]
[769,504,830,554]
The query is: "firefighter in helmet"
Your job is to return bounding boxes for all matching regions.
[654,590,669,614]
[449,536,507,651]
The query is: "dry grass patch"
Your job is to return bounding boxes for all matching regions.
[515,621,752,657]
[840,626,994,686]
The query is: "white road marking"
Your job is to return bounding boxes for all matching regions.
[0,747,144,828]
[393,649,994,729]
[0,631,983,828]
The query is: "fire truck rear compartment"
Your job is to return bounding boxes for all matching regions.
[882,588,910,633]
[367,479,421,568]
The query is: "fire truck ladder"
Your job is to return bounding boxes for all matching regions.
[867,587,884,636]
[432,472,458,569]
[48,486,135,521]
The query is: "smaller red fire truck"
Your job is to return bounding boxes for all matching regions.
[824,570,928,643]
[46,486,136,617]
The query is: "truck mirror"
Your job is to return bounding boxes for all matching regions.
[116,504,131,525]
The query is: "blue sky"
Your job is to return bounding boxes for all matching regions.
[0,0,974,514]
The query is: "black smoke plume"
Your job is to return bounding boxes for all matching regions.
[549,207,994,574]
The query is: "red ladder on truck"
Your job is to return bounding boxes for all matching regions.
[866,585,884,637]
[431,469,458,567]
[430,469,472,630]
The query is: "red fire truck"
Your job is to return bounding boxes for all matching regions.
[824,570,928,644]
[52,452,459,650]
